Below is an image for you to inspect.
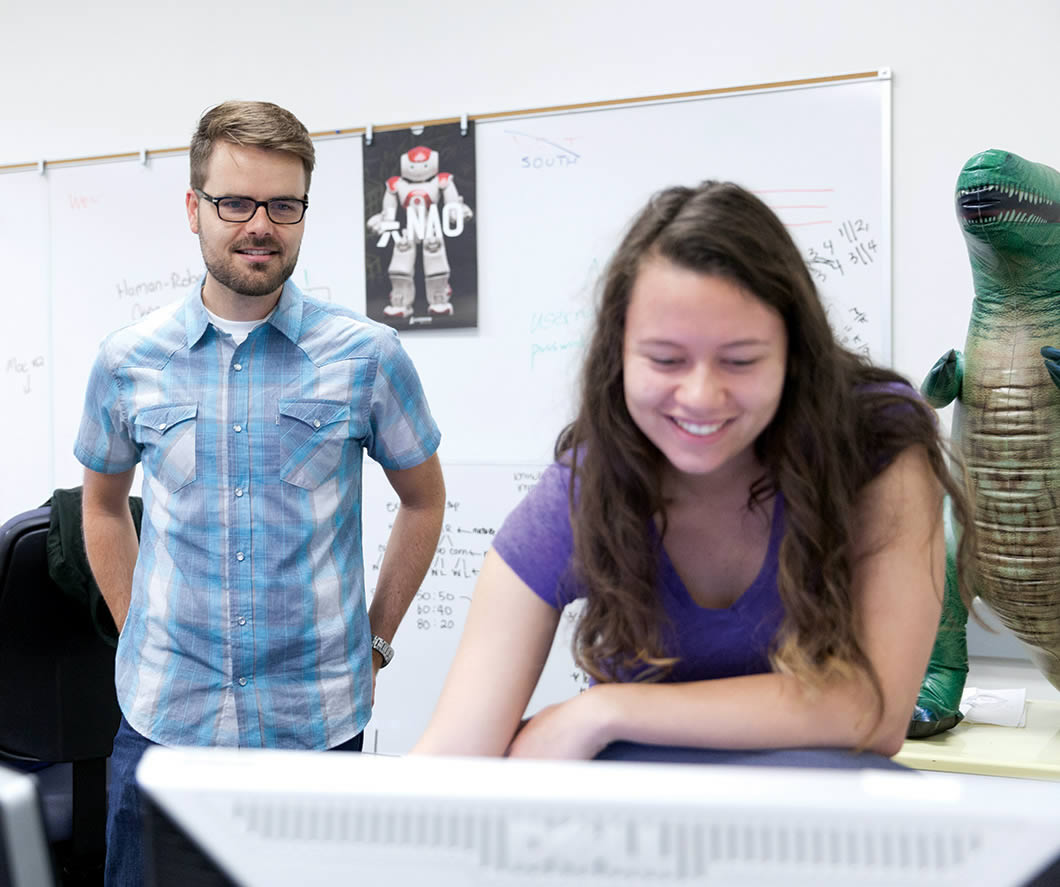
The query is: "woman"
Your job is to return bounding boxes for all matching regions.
[414,181,974,763]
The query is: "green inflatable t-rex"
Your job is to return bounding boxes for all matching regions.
[910,148,1060,738]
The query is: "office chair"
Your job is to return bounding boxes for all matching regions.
[0,504,121,885]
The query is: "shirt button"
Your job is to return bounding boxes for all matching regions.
[236,551,245,561]
[313,419,321,429]
[235,488,244,497]
[238,677,247,687]
[233,363,243,371]
[233,424,242,433]
[238,617,247,626]
[158,423,167,431]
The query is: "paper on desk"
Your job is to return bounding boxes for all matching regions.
[959,687,1027,727]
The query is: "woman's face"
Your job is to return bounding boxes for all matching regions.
[622,257,788,483]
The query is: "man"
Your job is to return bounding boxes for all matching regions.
[76,101,445,886]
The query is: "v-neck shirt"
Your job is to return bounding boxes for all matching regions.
[492,461,786,681]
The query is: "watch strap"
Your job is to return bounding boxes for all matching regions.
[371,634,394,667]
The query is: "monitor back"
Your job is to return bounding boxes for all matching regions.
[137,747,1060,887]
[0,764,56,887]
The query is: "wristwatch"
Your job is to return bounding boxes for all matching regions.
[371,634,394,668]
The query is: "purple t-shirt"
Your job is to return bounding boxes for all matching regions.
[492,462,786,682]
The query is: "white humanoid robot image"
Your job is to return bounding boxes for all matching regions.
[367,145,474,318]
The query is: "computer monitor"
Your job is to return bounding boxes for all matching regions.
[0,764,56,887]
[138,746,1060,887]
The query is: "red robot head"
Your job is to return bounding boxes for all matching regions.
[401,145,439,183]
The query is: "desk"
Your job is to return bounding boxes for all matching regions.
[895,699,1060,780]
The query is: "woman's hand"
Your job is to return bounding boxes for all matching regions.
[507,686,619,760]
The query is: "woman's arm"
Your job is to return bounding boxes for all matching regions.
[412,548,562,756]
[507,444,945,759]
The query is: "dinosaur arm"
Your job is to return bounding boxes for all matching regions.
[1041,346,1060,391]
[920,349,963,407]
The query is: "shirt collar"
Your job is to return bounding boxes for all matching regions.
[183,275,306,346]
[267,280,305,344]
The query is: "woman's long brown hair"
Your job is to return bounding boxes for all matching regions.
[557,182,976,722]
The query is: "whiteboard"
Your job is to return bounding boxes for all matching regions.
[0,75,890,753]
[397,81,891,467]
[362,461,588,754]
[0,171,51,519]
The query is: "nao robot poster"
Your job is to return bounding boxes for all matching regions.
[362,122,478,331]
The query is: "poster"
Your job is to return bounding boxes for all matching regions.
[362,122,478,330]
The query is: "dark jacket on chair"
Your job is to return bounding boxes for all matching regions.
[43,486,143,648]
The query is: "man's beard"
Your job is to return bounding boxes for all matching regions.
[200,233,300,298]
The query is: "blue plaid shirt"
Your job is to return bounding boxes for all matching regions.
[75,279,440,749]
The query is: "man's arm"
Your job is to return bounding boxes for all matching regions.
[367,453,446,672]
[82,466,139,633]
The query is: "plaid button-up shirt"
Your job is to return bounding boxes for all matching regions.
[75,279,440,748]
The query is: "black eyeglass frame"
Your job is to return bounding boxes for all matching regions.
[194,188,309,225]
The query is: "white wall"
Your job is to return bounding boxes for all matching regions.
[4,0,1058,391]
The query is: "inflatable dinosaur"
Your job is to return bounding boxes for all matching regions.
[910,148,1060,738]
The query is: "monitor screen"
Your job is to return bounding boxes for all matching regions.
[138,747,1060,887]
[0,764,55,887]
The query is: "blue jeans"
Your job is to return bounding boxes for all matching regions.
[104,716,364,887]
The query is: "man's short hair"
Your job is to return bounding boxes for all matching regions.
[190,100,316,193]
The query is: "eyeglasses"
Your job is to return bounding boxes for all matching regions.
[194,189,308,224]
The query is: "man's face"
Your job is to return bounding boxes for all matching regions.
[186,142,307,302]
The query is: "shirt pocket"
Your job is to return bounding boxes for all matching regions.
[277,399,352,490]
[132,403,198,492]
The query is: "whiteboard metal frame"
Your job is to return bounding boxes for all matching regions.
[0,70,889,174]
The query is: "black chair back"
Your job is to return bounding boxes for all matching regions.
[0,507,120,761]
[0,504,121,883]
